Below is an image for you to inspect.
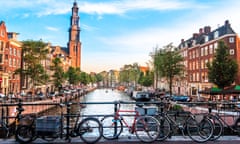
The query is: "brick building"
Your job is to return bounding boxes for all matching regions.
[177,20,240,99]
[0,21,22,95]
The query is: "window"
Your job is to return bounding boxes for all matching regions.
[13,58,16,67]
[205,35,209,42]
[204,46,208,56]
[0,54,2,63]
[0,30,4,37]
[214,31,219,39]
[9,47,12,55]
[13,48,16,56]
[0,41,4,51]
[229,37,234,43]
[230,49,235,55]
[205,59,208,69]
[209,45,213,54]
[9,58,12,66]
[192,40,196,46]
[201,48,204,56]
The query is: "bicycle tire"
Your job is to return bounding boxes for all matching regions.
[208,115,223,141]
[101,115,123,140]
[77,117,103,144]
[234,117,240,136]
[156,115,171,141]
[0,122,9,138]
[186,115,213,143]
[135,116,160,143]
[15,125,34,144]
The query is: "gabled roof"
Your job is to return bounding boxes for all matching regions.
[178,20,236,49]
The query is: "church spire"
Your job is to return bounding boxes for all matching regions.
[68,1,81,69]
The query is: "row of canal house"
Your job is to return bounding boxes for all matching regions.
[169,20,240,100]
[0,21,73,95]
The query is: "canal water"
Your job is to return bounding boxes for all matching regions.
[80,88,134,115]
[80,88,136,137]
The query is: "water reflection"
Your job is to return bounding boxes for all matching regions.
[80,88,134,115]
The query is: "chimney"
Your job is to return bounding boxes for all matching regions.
[181,39,184,43]
[225,20,230,26]
[199,28,203,34]
[204,26,211,34]
[193,33,198,39]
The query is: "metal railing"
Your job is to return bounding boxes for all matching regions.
[0,99,240,138]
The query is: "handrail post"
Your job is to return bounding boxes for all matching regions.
[66,102,71,140]
[114,101,118,138]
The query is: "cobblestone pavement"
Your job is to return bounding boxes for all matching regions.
[1,136,240,144]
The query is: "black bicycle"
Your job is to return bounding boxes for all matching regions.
[15,102,103,144]
[0,103,25,138]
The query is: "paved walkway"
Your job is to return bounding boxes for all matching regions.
[1,136,240,144]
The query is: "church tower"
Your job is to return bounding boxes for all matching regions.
[68,1,81,69]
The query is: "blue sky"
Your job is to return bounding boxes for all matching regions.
[0,0,240,73]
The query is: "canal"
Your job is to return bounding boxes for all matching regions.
[79,88,136,137]
[80,88,134,115]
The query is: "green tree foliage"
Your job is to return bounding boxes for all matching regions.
[119,63,141,88]
[51,58,65,89]
[15,40,49,89]
[66,67,80,85]
[207,40,238,89]
[138,71,154,87]
[153,43,184,96]
[79,72,89,85]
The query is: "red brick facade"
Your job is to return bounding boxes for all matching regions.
[177,20,240,99]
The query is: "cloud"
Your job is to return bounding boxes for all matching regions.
[79,0,204,15]
[81,24,98,31]
[0,0,205,17]
[45,26,59,32]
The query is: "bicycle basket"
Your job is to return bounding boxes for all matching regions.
[36,116,61,136]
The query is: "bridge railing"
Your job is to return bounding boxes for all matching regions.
[1,99,240,138]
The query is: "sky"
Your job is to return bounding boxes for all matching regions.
[1,0,240,73]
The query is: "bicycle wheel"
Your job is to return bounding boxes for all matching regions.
[234,117,240,136]
[186,115,213,143]
[101,115,123,140]
[15,125,34,144]
[156,115,171,141]
[208,115,223,141]
[78,117,103,144]
[0,122,9,138]
[135,116,160,143]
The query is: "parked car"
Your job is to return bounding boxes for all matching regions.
[170,95,191,102]
[36,91,45,100]
[0,93,6,102]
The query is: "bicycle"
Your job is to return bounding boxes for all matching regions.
[0,101,25,138]
[155,101,214,143]
[15,102,103,144]
[203,102,240,141]
[101,101,161,143]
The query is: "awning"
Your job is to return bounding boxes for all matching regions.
[198,87,223,95]
[224,85,240,94]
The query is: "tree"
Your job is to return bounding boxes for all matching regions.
[119,63,141,88]
[66,67,80,85]
[15,40,49,90]
[207,40,238,89]
[153,43,184,96]
[51,58,65,90]
[138,71,154,87]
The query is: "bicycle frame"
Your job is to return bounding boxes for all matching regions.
[165,111,191,136]
[114,109,140,133]
[214,112,240,132]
